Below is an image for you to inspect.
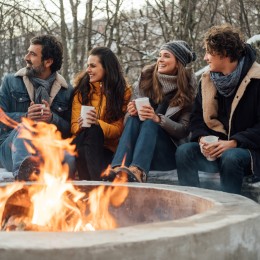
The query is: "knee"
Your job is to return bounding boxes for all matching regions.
[89,124,103,136]
[142,119,158,128]
[86,124,104,141]
[176,143,198,161]
[125,116,140,127]
[220,149,247,166]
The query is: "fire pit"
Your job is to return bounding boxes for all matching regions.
[0,181,259,260]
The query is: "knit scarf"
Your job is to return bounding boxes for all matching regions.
[30,73,56,104]
[210,57,245,97]
[157,73,178,94]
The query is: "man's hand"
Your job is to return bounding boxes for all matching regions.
[204,139,237,158]
[27,100,52,123]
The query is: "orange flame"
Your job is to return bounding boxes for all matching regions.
[0,108,128,231]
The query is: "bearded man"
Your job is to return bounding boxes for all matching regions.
[0,35,75,180]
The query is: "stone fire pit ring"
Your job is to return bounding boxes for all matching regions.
[0,181,259,260]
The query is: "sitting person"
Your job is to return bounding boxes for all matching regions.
[107,40,197,182]
[176,24,260,194]
[0,35,75,181]
[71,47,132,181]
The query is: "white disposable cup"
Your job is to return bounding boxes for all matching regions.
[40,104,46,116]
[201,135,219,161]
[80,105,94,127]
[135,97,150,121]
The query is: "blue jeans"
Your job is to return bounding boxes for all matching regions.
[175,142,251,194]
[111,116,177,173]
[0,126,76,179]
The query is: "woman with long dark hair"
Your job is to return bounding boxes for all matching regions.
[108,41,197,182]
[71,47,131,180]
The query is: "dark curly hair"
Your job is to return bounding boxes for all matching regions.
[204,24,246,62]
[73,47,128,122]
[30,35,63,72]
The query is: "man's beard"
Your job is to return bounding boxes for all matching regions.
[25,63,45,77]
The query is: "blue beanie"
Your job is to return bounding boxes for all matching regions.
[160,40,196,67]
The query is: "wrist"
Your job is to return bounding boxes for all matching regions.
[154,114,161,123]
[231,139,237,148]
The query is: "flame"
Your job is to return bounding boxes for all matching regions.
[0,108,128,231]
[0,183,24,223]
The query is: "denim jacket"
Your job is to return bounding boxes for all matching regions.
[0,68,73,144]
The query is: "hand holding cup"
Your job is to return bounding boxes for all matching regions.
[80,106,96,128]
[200,135,219,161]
[135,97,150,121]
[127,101,138,116]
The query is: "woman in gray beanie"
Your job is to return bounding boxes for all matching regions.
[105,40,197,182]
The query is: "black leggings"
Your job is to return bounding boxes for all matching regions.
[73,124,114,180]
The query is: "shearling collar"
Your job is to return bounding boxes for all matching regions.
[14,68,68,105]
[201,62,260,138]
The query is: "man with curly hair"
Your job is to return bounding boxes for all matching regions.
[176,24,260,194]
[0,35,75,181]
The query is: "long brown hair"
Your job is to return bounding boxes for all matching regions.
[170,61,196,107]
[139,61,196,108]
[73,47,128,122]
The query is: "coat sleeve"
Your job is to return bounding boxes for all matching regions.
[230,82,260,150]
[158,110,190,139]
[0,75,27,124]
[71,93,81,135]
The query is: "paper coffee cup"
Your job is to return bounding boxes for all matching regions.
[135,97,150,121]
[80,105,94,127]
[40,104,46,116]
[201,135,219,161]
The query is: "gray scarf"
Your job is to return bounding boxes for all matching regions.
[30,73,56,104]
[210,57,245,97]
[157,73,178,94]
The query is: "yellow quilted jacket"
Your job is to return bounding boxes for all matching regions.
[71,82,132,152]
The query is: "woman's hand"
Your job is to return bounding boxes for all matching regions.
[77,116,83,129]
[138,105,160,122]
[86,108,98,125]
[78,108,97,129]
[127,101,138,116]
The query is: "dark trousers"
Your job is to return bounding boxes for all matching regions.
[175,142,251,194]
[73,124,113,180]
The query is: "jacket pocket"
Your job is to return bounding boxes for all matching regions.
[51,101,70,122]
[11,91,31,111]
[51,101,69,114]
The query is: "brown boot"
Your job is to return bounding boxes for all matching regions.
[129,166,147,182]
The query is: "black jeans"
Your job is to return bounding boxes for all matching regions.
[73,124,113,180]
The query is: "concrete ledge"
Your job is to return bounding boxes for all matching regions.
[148,170,260,203]
[1,168,260,203]
[0,168,14,182]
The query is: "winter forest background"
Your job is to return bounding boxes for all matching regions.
[1,0,260,86]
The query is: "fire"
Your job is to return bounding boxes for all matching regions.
[0,108,129,231]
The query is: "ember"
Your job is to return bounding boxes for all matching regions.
[0,108,129,231]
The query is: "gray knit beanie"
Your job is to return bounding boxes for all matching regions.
[160,40,196,67]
